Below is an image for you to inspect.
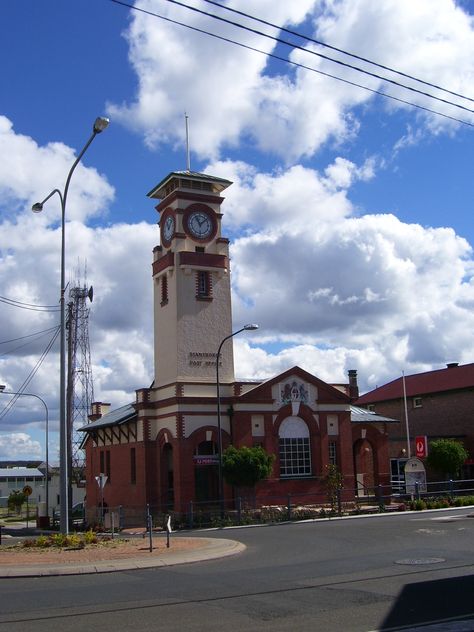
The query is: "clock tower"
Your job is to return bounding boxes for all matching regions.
[147,171,234,389]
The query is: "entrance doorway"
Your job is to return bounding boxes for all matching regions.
[194,441,218,503]
[353,438,375,496]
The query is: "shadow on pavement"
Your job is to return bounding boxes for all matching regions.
[381,574,474,630]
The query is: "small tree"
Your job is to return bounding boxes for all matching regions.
[323,464,344,512]
[8,490,27,515]
[222,445,275,489]
[426,439,468,479]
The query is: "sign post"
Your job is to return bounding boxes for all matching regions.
[23,485,32,528]
[94,473,108,524]
[404,457,427,496]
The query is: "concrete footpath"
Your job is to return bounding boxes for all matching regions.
[0,536,246,578]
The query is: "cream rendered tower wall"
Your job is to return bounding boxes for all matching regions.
[148,172,235,390]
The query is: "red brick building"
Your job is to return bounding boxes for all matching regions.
[81,170,395,518]
[356,362,474,486]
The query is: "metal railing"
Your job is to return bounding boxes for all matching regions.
[79,477,474,532]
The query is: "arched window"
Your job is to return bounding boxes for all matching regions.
[279,416,312,478]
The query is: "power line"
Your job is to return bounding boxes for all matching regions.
[164,0,474,116]
[0,295,60,312]
[0,326,59,346]
[0,326,60,358]
[201,0,474,104]
[108,0,474,128]
[0,327,60,421]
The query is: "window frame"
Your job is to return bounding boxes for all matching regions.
[278,417,312,478]
[196,270,212,300]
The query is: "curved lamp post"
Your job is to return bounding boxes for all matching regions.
[0,386,49,516]
[216,324,258,516]
[32,117,109,534]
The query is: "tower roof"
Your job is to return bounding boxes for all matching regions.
[147,171,232,200]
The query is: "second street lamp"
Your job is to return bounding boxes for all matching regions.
[216,324,258,517]
[0,386,49,519]
[32,117,109,534]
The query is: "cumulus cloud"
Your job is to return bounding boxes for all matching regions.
[0,116,114,223]
[0,433,42,459]
[0,118,156,448]
[223,160,474,390]
[108,0,474,162]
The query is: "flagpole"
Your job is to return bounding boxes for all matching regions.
[402,371,411,458]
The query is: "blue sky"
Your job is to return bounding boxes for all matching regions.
[1,0,474,461]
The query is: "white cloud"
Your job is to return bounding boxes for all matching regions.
[0,433,42,459]
[0,118,155,441]
[223,160,474,391]
[315,0,474,127]
[0,116,114,224]
[108,1,474,162]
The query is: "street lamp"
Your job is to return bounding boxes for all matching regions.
[216,324,258,516]
[32,117,109,534]
[0,386,49,517]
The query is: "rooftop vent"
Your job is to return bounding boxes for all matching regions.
[446,362,459,369]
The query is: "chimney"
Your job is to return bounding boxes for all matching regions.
[446,362,459,369]
[348,369,359,401]
[88,401,111,422]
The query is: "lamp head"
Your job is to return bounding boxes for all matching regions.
[243,324,259,331]
[93,117,110,133]
[31,202,43,213]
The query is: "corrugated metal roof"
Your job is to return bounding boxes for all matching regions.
[79,404,136,431]
[147,171,232,198]
[350,406,398,423]
[357,363,474,405]
[0,467,44,478]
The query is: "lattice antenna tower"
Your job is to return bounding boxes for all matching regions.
[66,270,95,482]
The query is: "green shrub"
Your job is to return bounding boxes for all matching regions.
[65,533,83,548]
[410,499,427,511]
[84,529,98,545]
[35,535,51,548]
[50,533,67,547]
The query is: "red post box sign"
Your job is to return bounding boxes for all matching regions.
[415,435,428,459]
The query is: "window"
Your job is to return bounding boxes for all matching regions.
[367,404,375,412]
[106,450,111,482]
[413,397,422,408]
[279,416,312,477]
[161,274,168,306]
[329,441,337,465]
[196,271,212,299]
[130,448,136,485]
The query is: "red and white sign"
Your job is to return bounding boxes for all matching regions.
[415,435,428,459]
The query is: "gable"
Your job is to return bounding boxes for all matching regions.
[239,366,351,405]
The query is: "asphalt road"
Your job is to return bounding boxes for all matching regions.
[1,508,474,631]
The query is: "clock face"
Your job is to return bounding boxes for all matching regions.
[162,214,175,244]
[188,211,213,239]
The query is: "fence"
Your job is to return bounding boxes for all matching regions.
[82,477,474,532]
